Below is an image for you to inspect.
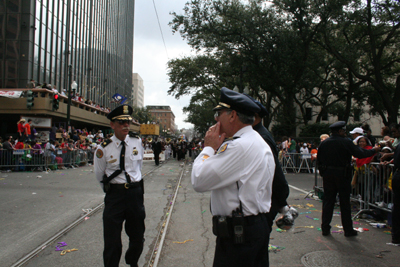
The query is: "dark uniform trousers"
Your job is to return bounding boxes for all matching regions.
[213,214,270,267]
[392,170,400,243]
[103,185,146,267]
[321,174,353,233]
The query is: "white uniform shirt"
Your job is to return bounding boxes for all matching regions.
[191,125,275,216]
[94,135,144,189]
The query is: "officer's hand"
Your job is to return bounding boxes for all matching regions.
[373,145,381,153]
[204,122,226,151]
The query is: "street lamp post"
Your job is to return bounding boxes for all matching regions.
[67,65,72,132]
[67,65,77,133]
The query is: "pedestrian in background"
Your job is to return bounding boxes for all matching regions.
[381,124,400,246]
[24,119,32,142]
[192,87,275,266]
[17,118,26,141]
[317,121,380,237]
[152,138,162,166]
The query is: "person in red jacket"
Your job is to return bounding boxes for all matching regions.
[17,119,26,141]
[24,119,32,141]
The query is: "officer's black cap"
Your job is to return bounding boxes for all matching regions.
[329,121,346,130]
[243,94,269,117]
[213,87,260,115]
[107,104,133,121]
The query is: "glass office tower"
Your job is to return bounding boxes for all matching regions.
[0,0,134,108]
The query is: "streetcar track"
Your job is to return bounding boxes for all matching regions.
[147,160,187,267]
[11,165,161,267]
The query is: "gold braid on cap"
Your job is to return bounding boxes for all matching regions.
[112,115,132,120]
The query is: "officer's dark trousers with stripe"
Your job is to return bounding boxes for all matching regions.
[103,186,145,267]
[321,174,353,233]
[213,214,270,267]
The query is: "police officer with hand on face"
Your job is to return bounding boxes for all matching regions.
[94,105,145,267]
[191,87,275,266]
[317,121,380,237]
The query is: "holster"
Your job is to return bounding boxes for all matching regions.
[102,174,110,193]
[212,216,231,238]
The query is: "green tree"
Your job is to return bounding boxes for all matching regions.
[132,106,155,124]
[169,0,330,136]
[314,0,400,125]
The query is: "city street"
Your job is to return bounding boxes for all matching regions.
[1,160,398,267]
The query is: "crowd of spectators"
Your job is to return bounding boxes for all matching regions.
[27,79,112,114]
[0,122,112,172]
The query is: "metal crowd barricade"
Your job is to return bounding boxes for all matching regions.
[0,148,94,172]
[280,152,314,174]
[311,161,394,219]
[351,162,394,219]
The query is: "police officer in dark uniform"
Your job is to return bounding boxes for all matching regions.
[317,121,380,237]
[246,95,290,230]
[152,138,162,165]
[94,105,145,267]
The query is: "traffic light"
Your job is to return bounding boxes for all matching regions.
[26,90,34,109]
[52,94,59,111]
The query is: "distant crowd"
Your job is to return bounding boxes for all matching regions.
[27,79,112,113]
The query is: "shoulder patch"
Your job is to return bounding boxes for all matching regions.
[217,143,228,154]
[223,136,240,142]
[129,131,139,138]
[101,139,112,148]
[96,149,104,158]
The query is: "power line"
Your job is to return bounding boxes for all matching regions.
[152,0,169,59]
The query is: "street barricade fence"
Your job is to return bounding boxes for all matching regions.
[312,161,394,219]
[0,148,94,171]
[279,152,316,174]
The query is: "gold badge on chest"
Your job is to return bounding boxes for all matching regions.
[133,147,138,155]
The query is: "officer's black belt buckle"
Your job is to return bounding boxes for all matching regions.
[124,182,141,189]
[110,182,140,190]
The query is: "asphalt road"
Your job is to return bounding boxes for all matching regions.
[1,160,398,267]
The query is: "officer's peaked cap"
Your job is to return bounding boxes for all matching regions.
[213,87,260,116]
[107,104,133,121]
[329,121,346,130]
[243,94,269,117]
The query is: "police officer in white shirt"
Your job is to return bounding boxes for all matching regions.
[94,104,145,267]
[191,87,275,266]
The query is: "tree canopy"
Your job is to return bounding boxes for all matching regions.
[167,0,400,138]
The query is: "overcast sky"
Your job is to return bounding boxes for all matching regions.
[133,0,194,130]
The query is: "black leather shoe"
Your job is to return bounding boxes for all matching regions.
[344,230,358,237]
[322,230,330,236]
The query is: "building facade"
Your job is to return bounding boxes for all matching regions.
[132,72,144,108]
[147,105,175,135]
[0,0,134,109]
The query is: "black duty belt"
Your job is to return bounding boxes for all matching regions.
[226,213,266,226]
[110,182,141,190]
[326,166,346,171]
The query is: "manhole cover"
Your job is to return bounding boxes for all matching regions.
[301,250,387,267]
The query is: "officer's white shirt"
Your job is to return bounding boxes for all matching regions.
[191,125,275,216]
[94,135,144,189]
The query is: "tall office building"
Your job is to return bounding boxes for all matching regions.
[132,73,144,108]
[0,0,135,108]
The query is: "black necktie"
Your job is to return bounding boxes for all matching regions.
[120,141,131,183]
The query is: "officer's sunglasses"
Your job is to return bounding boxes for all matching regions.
[214,109,232,119]
[114,120,131,125]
